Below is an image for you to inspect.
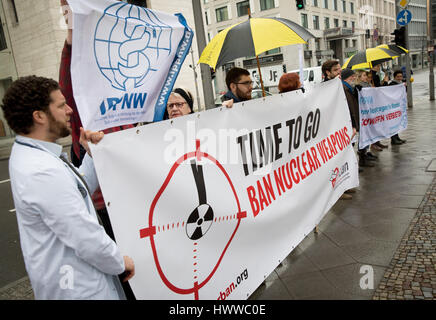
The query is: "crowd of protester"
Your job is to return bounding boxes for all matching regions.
[321,59,408,200]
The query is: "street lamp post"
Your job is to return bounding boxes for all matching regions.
[189,48,202,111]
[428,0,435,100]
[192,0,215,110]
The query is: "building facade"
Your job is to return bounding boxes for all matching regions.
[401,0,429,69]
[0,0,68,138]
[357,0,396,50]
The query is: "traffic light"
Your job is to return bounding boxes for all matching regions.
[296,0,304,10]
[392,26,406,48]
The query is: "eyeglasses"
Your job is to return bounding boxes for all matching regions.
[235,81,254,86]
[167,102,186,110]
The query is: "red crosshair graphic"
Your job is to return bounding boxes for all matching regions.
[139,139,247,299]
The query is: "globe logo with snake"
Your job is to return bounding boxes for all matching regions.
[94,2,173,91]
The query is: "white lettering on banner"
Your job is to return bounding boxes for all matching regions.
[90,78,359,300]
[358,84,408,149]
[68,0,193,131]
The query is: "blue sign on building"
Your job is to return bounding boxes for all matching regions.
[396,9,412,26]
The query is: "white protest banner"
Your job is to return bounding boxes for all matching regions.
[91,78,359,300]
[68,0,193,131]
[358,84,408,148]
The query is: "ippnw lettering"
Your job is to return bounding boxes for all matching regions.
[99,92,147,115]
[360,96,374,105]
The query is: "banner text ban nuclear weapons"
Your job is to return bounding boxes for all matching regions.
[236,108,351,217]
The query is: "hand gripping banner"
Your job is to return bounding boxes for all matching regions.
[68,0,193,131]
[91,78,359,299]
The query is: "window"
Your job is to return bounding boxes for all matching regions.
[324,0,329,9]
[343,20,347,27]
[237,1,250,17]
[324,17,330,29]
[0,16,7,51]
[342,0,346,12]
[350,2,354,14]
[334,18,339,27]
[333,0,338,10]
[216,6,229,22]
[313,15,320,30]
[264,48,280,55]
[260,0,275,11]
[351,21,355,30]
[205,11,209,25]
[301,13,308,28]
[312,0,318,6]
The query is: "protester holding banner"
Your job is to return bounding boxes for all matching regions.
[355,70,372,89]
[321,62,357,200]
[278,72,305,93]
[222,67,253,103]
[1,76,135,299]
[341,69,359,130]
[59,0,140,300]
[164,87,233,120]
[371,64,389,88]
[164,88,195,120]
[59,0,85,167]
[354,70,378,167]
[389,71,407,145]
[321,60,342,81]
[369,64,390,150]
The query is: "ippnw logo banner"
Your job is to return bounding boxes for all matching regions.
[358,84,408,149]
[69,0,193,131]
[90,79,359,300]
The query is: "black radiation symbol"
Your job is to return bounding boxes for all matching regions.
[186,160,214,240]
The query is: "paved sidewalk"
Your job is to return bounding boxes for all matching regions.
[373,176,436,300]
[0,277,33,300]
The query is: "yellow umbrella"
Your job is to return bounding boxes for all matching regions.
[199,16,314,96]
[377,44,409,55]
[342,47,399,70]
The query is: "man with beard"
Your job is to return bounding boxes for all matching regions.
[321,59,342,81]
[221,67,253,103]
[1,76,135,299]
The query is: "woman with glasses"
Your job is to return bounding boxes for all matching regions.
[165,87,234,120]
[164,88,195,120]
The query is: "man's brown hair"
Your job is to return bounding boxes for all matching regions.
[225,67,250,90]
[1,76,59,135]
[321,59,340,77]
